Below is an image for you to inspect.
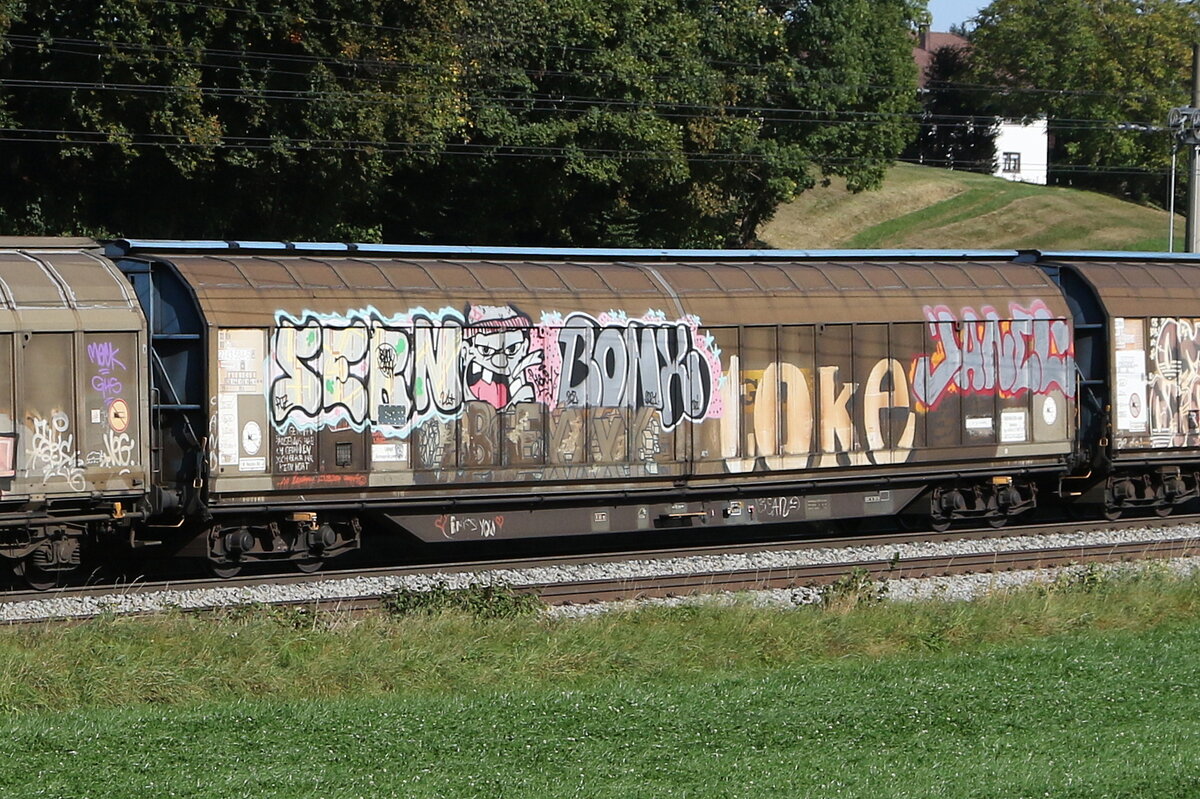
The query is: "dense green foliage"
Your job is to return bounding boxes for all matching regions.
[968,0,1200,202]
[0,0,467,239]
[1,567,1199,796]
[0,0,921,245]
[905,41,996,173]
[380,581,541,618]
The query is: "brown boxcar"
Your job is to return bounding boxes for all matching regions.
[108,241,1078,571]
[0,238,148,583]
[1039,253,1200,516]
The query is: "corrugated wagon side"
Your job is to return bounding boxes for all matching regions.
[0,238,150,586]
[1040,252,1200,517]
[107,241,1080,573]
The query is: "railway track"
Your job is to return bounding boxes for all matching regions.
[532,536,1200,605]
[3,515,1200,622]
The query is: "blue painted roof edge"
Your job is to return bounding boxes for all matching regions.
[106,240,1200,261]
[1039,250,1200,261]
[107,239,1021,259]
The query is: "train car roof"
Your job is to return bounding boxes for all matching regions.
[106,240,1077,328]
[0,239,138,311]
[109,239,1024,261]
[1032,250,1200,318]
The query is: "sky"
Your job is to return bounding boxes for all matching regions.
[927,0,989,31]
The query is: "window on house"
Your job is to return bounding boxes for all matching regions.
[1002,152,1021,173]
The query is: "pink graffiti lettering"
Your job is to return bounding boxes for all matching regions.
[87,341,126,401]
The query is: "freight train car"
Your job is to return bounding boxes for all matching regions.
[9,238,1194,584]
[104,240,1080,575]
[1038,253,1200,516]
[0,239,149,586]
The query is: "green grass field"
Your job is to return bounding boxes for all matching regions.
[1,568,1199,796]
[760,163,1184,252]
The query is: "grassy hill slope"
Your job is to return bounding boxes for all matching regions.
[760,162,1183,252]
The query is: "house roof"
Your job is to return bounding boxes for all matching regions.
[912,31,969,88]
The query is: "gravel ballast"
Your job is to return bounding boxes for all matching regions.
[3,524,1199,622]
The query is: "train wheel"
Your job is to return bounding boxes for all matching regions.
[1102,505,1123,522]
[987,514,1008,529]
[207,561,243,579]
[930,515,952,533]
[295,559,323,574]
[12,559,61,591]
[1154,503,1173,518]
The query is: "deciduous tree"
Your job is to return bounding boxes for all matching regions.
[969,0,1200,201]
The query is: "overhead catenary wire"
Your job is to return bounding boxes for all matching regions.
[0,76,1173,134]
[0,18,1184,180]
[0,126,1175,175]
[1,32,1179,105]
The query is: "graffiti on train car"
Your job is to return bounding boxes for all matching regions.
[911,300,1074,410]
[720,355,917,470]
[434,513,504,539]
[85,339,137,472]
[268,304,722,436]
[87,342,126,402]
[1148,317,1200,447]
[26,411,85,491]
[541,310,720,429]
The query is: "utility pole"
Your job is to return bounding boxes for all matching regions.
[1189,44,1200,252]
[1168,44,1200,252]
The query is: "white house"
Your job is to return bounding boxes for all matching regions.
[913,31,1050,185]
[993,118,1049,185]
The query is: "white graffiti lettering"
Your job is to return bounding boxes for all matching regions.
[270,314,370,431]
[27,411,85,491]
[554,313,715,430]
[268,304,722,437]
[912,300,1075,410]
[434,513,505,539]
[92,429,135,469]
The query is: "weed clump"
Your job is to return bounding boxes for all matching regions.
[819,567,887,611]
[381,582,541,620]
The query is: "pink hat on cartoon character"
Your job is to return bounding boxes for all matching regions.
[466,304,530,335]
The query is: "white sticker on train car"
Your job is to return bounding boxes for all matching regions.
[238,457,266,472]
[1113,317,1148,434]
[1042,395,1057,426]
[965,416,993,432]
[1000,409,1028,443]
[371,442,409,463]
[218,394,238,466]
[241,421,262,456]
[0,436,12,477]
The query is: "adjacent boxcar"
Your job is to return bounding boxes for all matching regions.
[1040,252,1200,516]
[0,238,148,583]
[107,241,1078,571]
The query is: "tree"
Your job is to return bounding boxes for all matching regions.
[0,0,467,237]
[968,0,1200,202]
[0,0,923,245]
[388,0,924,247]
[905,43,997,174]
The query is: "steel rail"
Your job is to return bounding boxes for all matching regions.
[5,512,1199,605]
[1,515,1197,621]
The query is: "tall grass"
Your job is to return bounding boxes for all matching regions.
[0,564,1197,714]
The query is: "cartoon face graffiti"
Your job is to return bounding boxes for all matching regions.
[462,305,544,409]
